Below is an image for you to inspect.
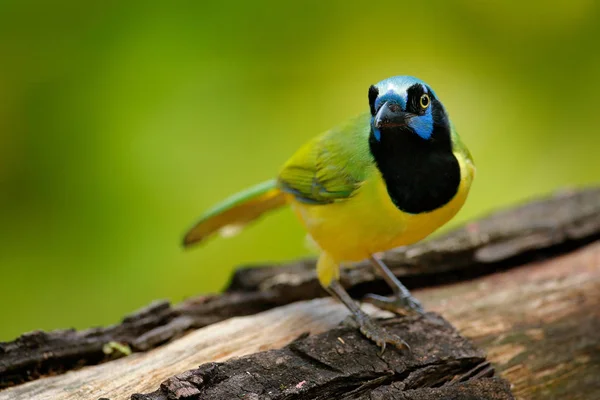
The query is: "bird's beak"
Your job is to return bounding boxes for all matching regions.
[374,101,409,129]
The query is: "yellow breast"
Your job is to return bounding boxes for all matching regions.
[289,152,475,263]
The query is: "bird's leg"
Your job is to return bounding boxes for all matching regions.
[363,255,424,315]
[326,280,409,354]
[317,252,408,353]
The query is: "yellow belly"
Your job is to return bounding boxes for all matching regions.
[289,153,475,263]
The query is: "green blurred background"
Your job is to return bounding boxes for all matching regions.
[1,0,599,341]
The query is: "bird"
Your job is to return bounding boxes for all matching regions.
[183,76,475,352]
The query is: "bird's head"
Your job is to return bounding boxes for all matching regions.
[368,76,450,143]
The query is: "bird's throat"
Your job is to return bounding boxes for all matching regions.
[369,127,460,214]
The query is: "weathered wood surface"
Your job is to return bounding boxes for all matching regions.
[0,302,394,400]
[0,306,512,400]
[2,240,598,399]
[426,241,600,399]
[2,187,599,391]
[134,241,600,400]
[132,314,511,400]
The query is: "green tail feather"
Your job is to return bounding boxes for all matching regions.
[183,179,287,247]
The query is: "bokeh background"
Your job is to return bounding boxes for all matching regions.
[1,1,599,341]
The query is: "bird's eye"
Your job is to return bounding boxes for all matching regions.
[420,94,430,109]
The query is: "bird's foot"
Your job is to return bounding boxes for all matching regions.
[352,312,410,355]
[325,279,410,355]
[363,293,424,316]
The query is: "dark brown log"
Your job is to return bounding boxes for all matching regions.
[1,240,598,399]
[130,314,512,400]
[1,187,599,390]
[132,241,600,400]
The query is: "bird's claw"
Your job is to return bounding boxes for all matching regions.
[363,293,424,316]
[355,314,410,354]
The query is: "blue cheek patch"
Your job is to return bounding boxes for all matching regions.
[373,126,381,141]
[408,108,434,140]
[371,117,381,141]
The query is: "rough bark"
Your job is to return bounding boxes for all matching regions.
[132,241,600,400]
[1,241,598,399]
[427,241,600,399]
[131,314,511,400]
[0,241,600,400]
[1,187,599,391]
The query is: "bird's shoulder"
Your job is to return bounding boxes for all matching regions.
[449,123,475,177]
[277,113,374,204]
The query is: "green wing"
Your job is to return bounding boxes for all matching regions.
[450,123,474,165]
[277,113,373,204]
